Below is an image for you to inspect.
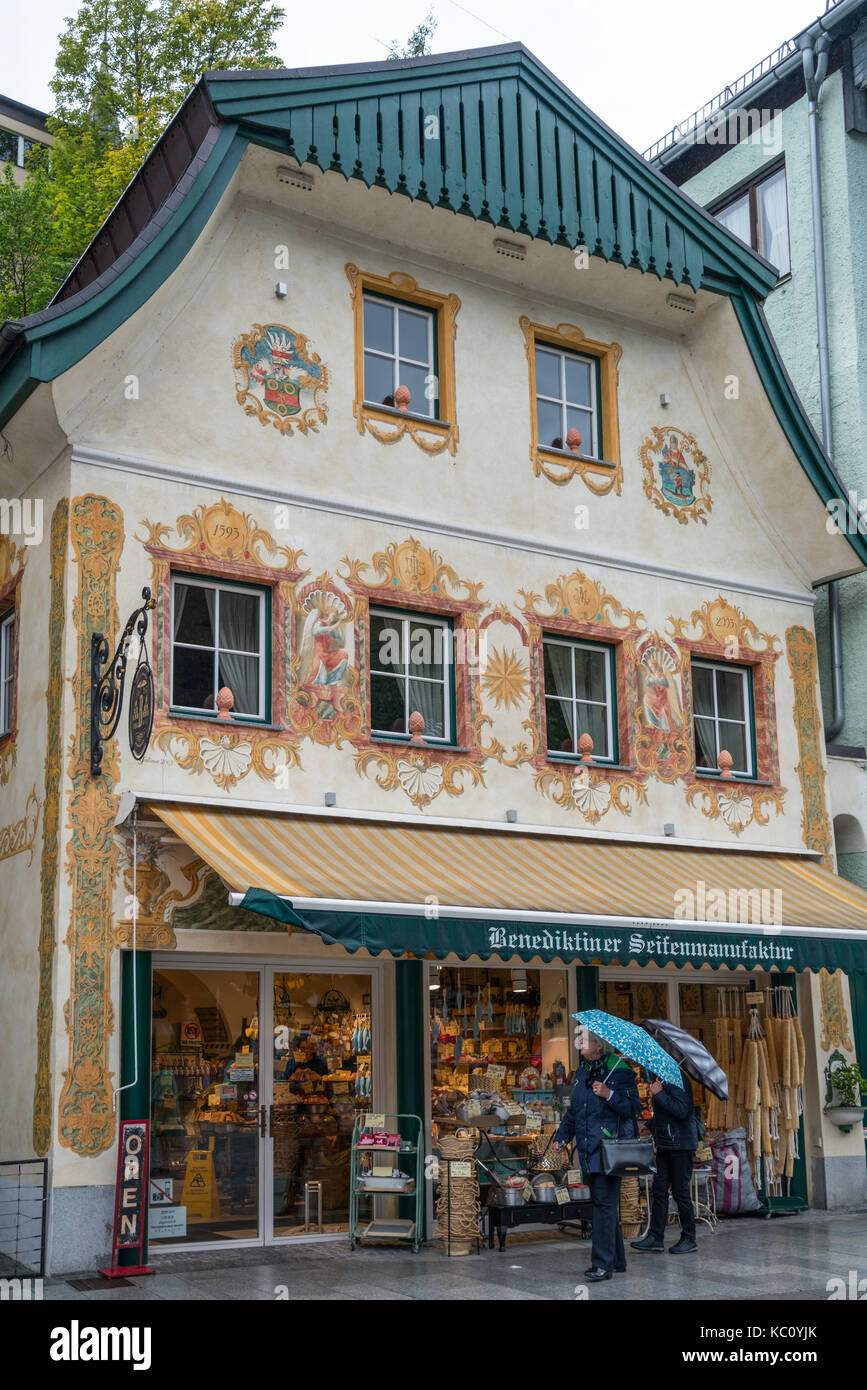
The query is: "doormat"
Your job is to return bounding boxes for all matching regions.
[67,1276,135,1290]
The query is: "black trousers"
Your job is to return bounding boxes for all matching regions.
[649,1148,695,1240]
[587,1171,625,1271]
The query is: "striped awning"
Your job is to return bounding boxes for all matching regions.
[149,804,867,973]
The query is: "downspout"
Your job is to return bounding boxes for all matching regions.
[801,30,844,742]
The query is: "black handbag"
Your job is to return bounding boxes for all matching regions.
[600,1111,657,1178]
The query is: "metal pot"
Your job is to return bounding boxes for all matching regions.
[531,1173,557,1204]
[491,1186,525,1207]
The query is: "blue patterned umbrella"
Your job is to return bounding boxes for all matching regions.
[572,1009,684,1087]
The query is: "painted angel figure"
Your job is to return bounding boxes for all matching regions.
[641,647,684,731]
[299,591,349,686]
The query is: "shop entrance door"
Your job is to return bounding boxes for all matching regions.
[264,966,375,1241]
[149,959,378,1249]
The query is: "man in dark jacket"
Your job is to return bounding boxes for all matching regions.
[631,1063,698,1254]
[552,1033,641,1281]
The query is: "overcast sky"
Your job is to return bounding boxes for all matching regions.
[0,0,826,152]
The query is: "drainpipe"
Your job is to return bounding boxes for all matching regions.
[801,30,844,743]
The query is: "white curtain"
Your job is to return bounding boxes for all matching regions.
[759,173,790,275]
[219,592,259,715]
[716,195,750,246]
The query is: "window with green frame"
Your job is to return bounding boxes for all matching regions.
[170,573,270,722]
[692,659,755,778]
[543,635,617,761]
[369,607,455,743]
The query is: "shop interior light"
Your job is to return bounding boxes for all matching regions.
[429,968,442,991]
[512,968,528,994]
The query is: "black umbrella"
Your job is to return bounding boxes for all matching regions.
[641,1018,728,1100]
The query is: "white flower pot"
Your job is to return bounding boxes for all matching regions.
[824,1105,866,1131]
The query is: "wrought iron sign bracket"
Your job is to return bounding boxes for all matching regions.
[90,587,156,778]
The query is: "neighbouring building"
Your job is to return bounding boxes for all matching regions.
[1,44,866,1275]
[647,2,867,897]
[0,94,52,185]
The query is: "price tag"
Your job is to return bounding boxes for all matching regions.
[363,1113,385,1130]
[467,1099,482,1117]
[746,991,764,1005]
[485,1065,506,1083]
[521,1182,534,1201]
[504,1103,524,1117]
[555,1186,569,1206]
[525,1114,542,1132]
[450,1161,473,1178]
[566,1169,582,1185]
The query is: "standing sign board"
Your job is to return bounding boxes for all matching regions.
[99,1120,154,1278]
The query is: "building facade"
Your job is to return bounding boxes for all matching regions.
[1,45,867,1273]
[0,94,51,185]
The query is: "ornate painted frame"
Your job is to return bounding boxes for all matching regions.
[519,316,622,494]
[640,425,712,525]
[346,263,460,457]
[232,321,329,437]
[340,537,486,809]
[518,568,648,823]
[138,498,304,792]
[671,597,785,835]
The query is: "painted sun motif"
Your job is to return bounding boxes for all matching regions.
[482,647,530,710]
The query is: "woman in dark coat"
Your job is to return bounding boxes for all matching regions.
[552,1031,641,1282]
[631,1062,698,1253]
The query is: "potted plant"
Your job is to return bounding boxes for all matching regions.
[824,1060,866,1132]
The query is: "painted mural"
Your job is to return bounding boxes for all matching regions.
[33,498,68,1156]
[641,426,712,525]
[818,968,853,1052]
[786,625,833,860]
[0,534,26,784]
[633,633,692,782]
[0,786,39,863]
[59,496,123,1156]
[232,323,328,435]
[287,575,363,745]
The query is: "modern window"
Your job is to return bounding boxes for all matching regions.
[369,607,453,742]
[713,165,790,277]
[534,344,600,458]
[543,636,615,760]
[692,660,755,777]
[0,609,15,735]
[362,293,436,418]
[171,575,267,720]
[0,129,45,167]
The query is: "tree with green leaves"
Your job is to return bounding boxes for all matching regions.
[387,10,437,60]
[0,163,67,320]
[0,0,285,322]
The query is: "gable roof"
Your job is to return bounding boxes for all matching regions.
[0,43,859,564]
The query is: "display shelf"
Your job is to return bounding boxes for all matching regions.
[349,1112,423,1253]
[363,1219,416,1240]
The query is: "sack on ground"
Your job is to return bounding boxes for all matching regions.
[708,1127,762,1214]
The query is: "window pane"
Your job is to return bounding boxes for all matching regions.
[692,664,715,718]
[363,351,394,405]
[575,700,608,757]
[173,646,214,709]
[573,647,606,704]
[715,193,751,245]
[408,621,445,681]
[716,669,746,722]
[694,715,718,769]
[370,614,404,673]
[174,583,214,646]
[371,672,406,732]
[218,654,259,715]
[397,308,430,364]
[537,398,563,448]
[565,406,594,454]
[545,696,576,752]
[543,642,573,699]
[564,356,592,407]
[757,169,790,275]
[0,130,17,162]
[719,720,748,772]
[535,348,561,399]
[363,298,393,353]
[219,591,259,653]
[396,360,430,414]
[408,678,445,739]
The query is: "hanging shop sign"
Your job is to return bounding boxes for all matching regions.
[90,585,156,776]
[99,1120,154,1279]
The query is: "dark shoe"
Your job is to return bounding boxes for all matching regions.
[614,1265,627,1273]
[584,1267,612,1282]
[630,1235,664,1252]
[669,1235,697,1253]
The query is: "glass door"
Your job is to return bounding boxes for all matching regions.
[266,968,374,1239]
[150,965,263,1247]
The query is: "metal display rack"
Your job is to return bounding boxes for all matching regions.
[348,1112,423,1253]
